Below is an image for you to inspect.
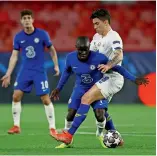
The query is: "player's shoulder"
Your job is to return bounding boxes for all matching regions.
[90,50,104,58]
[108,29,122,40]
[35,28,49,35]
[14,30,24,39]
[67,51,77,58]
[92,33,102,40]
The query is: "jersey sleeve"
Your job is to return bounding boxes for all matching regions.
[43,31,53,48]
[57,55,73,91]
[112,65,136,81]
[111,33,123,51]
[13,34,20,51]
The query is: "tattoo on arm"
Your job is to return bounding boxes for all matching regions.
[107,49,123,68]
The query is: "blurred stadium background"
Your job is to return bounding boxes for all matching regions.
[0,1,156,155]
[0,1,155,106]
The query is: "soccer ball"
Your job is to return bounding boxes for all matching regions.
[103,130,122,148]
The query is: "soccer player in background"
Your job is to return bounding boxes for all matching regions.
[1,10,60,136]
[51,36,149,147]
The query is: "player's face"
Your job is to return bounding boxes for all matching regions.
[92,18,106,35]
[21,15,34,28]
[77,47,90,62]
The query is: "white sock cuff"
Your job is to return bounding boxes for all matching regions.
[96,119,106,128]
[64,118,73,130]
[12,101,21,105]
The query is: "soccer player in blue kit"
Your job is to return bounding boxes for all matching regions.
[51,36,149,147]
[1,10,60,136]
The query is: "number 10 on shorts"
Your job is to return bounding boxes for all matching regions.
[41,81,49,90]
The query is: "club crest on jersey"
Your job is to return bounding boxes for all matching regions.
[90,65,96,70]
[14,82,18,87]
[98,42,101,46]
[34,38,39,43]
[68,98,72,104]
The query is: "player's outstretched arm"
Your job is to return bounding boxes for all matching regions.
[50,55,72,100]
[111,65,149,86]
[48,45,60,76]
[1,50,19,88]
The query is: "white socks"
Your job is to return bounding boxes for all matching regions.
[96,119,106,137]
[44,103,56,129]
[64,118,73,131]
[12,101,21,127]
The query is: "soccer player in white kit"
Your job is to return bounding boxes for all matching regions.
[90,9,124,104]
[88,9,125,144]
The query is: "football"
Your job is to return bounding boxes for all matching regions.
[103,130,122,148]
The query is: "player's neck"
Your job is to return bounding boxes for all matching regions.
[24,26,35,34]
[102,26,112,37]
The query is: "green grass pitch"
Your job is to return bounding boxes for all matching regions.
[0,104,155,155]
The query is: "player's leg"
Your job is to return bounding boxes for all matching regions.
[33,72,56,135]
[8,90,24,134]
[56,89,82,148]
[64,108,77,131]
[92,99,108,148]
[105,111,116,131]
[94,108,106,137]
[56,108,77,149]
[56,85,104,144]
[64,91,82,131]
[8,71,33,134]
[56,75,123,144]
[40,94,57,135]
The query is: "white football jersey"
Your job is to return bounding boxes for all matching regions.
[90,29,123,77]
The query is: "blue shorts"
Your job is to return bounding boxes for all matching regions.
[68,87,108,110]
[14,69,49,96]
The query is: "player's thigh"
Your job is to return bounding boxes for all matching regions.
[68,88,85,110]
[33,72,50,96]
[95,75,124,99]
[13,90,24,102]
[14,73,33,93]
[81,84,104,104]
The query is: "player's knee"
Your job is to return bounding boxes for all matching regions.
[13,93,22,102]
[41,96,51,105]
[95,109,105,122]
[81,94,92,104]
[66,109,77,121]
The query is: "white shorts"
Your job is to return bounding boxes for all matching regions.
[96,73,124,102]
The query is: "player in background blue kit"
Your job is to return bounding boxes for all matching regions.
[1,10,60,136]
[51,36,149,147]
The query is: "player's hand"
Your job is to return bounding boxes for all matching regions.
[1,74,11,88]
[54,65,60,76]
[50,88,60,101]
[98,64,111,73]
[135,77,149,86]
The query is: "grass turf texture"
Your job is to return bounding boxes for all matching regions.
[0,104,155,155]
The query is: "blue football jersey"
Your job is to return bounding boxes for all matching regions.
[13,28,52,72]
[57,51,108,90]
[57,51,136,91]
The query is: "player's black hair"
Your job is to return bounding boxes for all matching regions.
[90,9,111,24]
[76,36,90,49]
[20,9,33,19]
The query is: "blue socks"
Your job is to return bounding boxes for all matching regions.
[105,111,116,130]
[68,104,90,135]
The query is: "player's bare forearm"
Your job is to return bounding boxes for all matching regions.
[6,50,19,76]
[49,45,59,67]
[107,49,123,69]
